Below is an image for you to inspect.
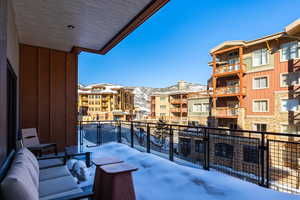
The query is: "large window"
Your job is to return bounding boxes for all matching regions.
[243,145,259,164]
[253,76,268,89]
[253,123,267,132]
[281,72,300,87]
[253,48,268,66]
[281,99,299,112]
[214,143,233,159]
[281,41,299,61]
[192,103,209,113]
[253,100,268,112]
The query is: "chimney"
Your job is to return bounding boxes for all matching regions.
[178,80,187,90]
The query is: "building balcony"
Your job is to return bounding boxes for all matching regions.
[170,107,188,113]
[214,107,239,118]
[214,63,244,77]
[215,86,245,97]
[170,99,187,104]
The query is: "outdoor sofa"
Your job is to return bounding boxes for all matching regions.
[0,148,93,200]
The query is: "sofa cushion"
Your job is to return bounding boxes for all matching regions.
[39,166,71,181]
[39,188,83,200]
[17,148,39,172]
[38,158,65,169]
[13,152,39,188]
[1,162,39,200]
[39,175,81,198]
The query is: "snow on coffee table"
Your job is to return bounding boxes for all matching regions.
[83,142,300,200]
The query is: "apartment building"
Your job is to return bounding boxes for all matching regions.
[78,84,135,121]
[150,81,206,124]
[209,20,300,134]
[187,92,211,126]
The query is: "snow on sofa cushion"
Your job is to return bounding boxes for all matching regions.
[1,159,39,200]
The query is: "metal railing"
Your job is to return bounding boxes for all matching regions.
[78,120,300,194]
[215,63,242,74]
[215,107,239,117]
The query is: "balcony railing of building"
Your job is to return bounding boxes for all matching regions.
[170,99,187,104]
[78,120,300,194]
[215,107,239,117]
[215,85,245,96]
[214,63,245,76]
[170,107,188,113]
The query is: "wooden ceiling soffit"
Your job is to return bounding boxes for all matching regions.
[72,0,170,55]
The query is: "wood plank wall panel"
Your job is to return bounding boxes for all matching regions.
[20,45,38,128]
[38,48,51,143]
[0,0,7,165]
[20,44,77,151]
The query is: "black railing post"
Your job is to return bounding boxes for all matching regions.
[117,121,122,143]
[79,121,83,146]
[266,140,270,188]
[99,122,103,145]
[130,121,134,148]
[169,125,174,161]
[96,122,100,145]
[259,133,267,187]
[203,128,210,170]
[146,123,150,153]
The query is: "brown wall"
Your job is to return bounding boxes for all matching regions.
[0,0,7,165]
[20,44,77,151]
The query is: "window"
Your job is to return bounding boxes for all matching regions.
[179,138,191,156]
[281,72,300,87]
[160,113,166,117]
[243,145,259,164]
[160,97,166,101]
[253,77,268,89]
[192,103,210,113]
[160,105,166,110]
[281,99,299,112]
[253,100,268,112]
[281,41,299,61]
[192,104,201,112]
[228,58,239,71]
[195,140,204,153]
[253,123,267,132]
[253,48,268,66]
[215,143,233,159]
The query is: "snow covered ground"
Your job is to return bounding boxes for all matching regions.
[82,142,300,200]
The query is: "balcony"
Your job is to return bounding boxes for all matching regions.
[215,107,239,118]
[214,63,244,77]
[170,99,187,104]
[215,85,245,97]
[170,107,188,113]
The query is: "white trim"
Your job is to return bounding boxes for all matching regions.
[245,66,274,74]
[252,99,269,112]
[252,75,269,90]
[246,115,274,118]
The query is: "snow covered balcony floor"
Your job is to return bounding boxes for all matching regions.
[84,142,299,200]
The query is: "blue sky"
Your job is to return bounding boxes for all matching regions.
[79,0,300,88]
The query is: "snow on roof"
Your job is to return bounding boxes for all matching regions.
[81,142,299,200]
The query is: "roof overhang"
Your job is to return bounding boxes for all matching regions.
[210,18,300,55]
[12,0,169,54]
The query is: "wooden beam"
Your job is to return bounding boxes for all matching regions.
[213,46,242,55]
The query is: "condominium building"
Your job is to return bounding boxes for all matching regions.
[209,19,300,134]
[150,81,206,124]
[187,92,211,126]
[78,84,135,121]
